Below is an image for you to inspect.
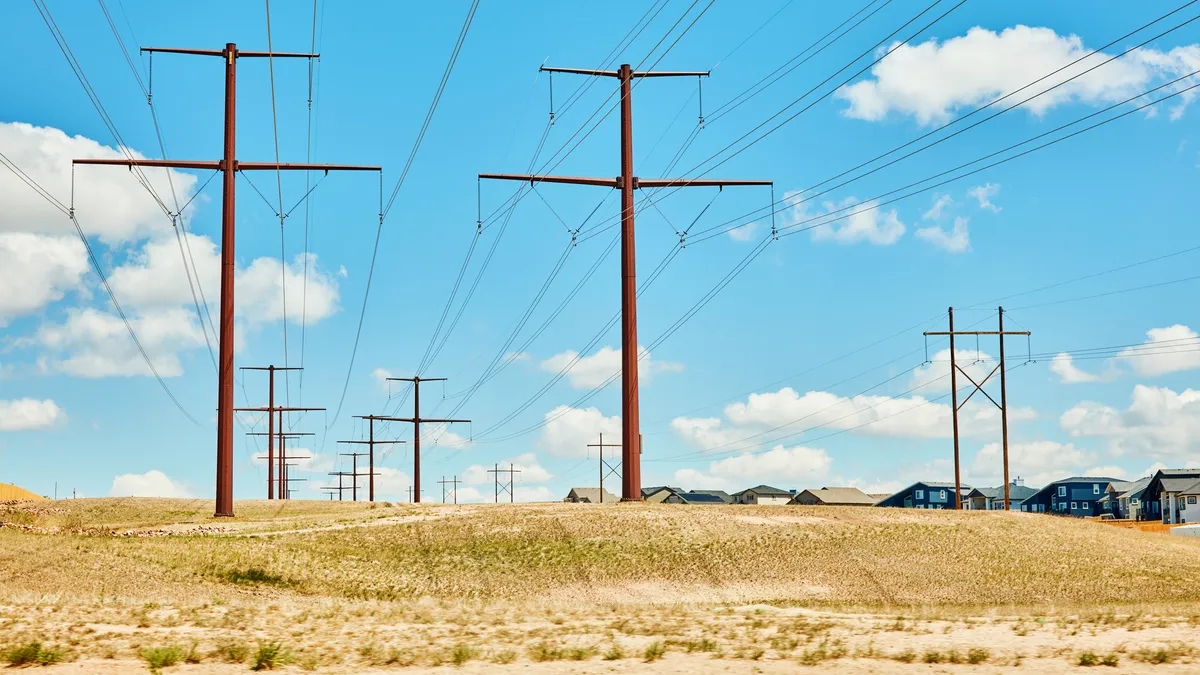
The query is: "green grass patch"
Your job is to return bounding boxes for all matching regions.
[216,567,292,587]
[3,642,64,666]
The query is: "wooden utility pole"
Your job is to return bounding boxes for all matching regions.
[487,463,521,503]
[342,416,405,502]
[924,307,1030,510]
[74,44,380,517]
[277,435,311,499]
[248,429,312,499]
[587,433,622,503]
[336,445,371,502]
[438,475,462,504]
[325,471,353,501]
[362,376,470,503]
[481,64,770,501]
[236,402,323,499]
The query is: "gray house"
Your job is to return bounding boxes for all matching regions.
[733,485,794,505]
[1022,476,1119,516]
[877,482,971,509]
[790,487,877,506]
[564,487,620,503]
[687,489,734,504]
[1142,469,1200,524]
[963,480,1038,511]
[1101,476,1153,520]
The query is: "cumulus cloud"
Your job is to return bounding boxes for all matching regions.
[108,470,192,498]
[923,194,953,221]
[837,26,1200,124]
[0,122,198,243]
[537,405,621,457]
[967,184,1002,212]
[1049,352,1104,383]
[796,196,905,246]
[971,440,1095,487]
[673,445,832,493]
[36,306,206,377]
[463,452,553,485]
[1117,324,1200,376]
[540,345,682,390]
[1061,384,1200,460]
[0,398,65,431]
[915,216,971,253]
[0,233,88,324]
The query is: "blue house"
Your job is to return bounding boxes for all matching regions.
[877,482,971,509]
[1021,476,1120,516]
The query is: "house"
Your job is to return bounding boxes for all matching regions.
[876,482,971,509]
[642,486,686,504]
[1021,476,1120,517]
[688,489,734,504]
[963,480,1038,511]
[1142,469,1200,524]
[790,487,877,506]
[564,487,620,503]
[678,492,727,504]
[733,485,794,505]
[1102,476,1154,520]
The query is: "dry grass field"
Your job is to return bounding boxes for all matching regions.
[3,498,1200,673]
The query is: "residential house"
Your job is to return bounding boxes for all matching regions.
[564,487,620,503]
[677,492,727,504]
[1143,469,1200,524]
[876,482,971,509]
[642,486,686,504]
[1102,476,1153,520]
[687,489,734,504]
[1021,476,1119,517]
[963,480,1038,511]
[790,487,877,506]
[733,485,794,505]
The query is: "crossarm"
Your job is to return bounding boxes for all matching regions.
[636,178,773,188]
[479,173,618,188]
[73,158,379,172]
[140,47,318,59]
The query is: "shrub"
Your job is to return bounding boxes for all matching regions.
[528,641,562,662]
[566,646,594,661]
[141,645,182,673]
[3,642,65,666]
[450,644,476,666]
[603,644,625,661]
[251,641,291,671]
[923,649,944,664]
[643,641,665,662]
[1100,653,1120,667]
[967,647,990,664]
[1079,651,1098,667]
[893,649,916,663]
[491,649,517,664]
[214,641,248,663]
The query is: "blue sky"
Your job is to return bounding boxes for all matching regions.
[2,0,1199,503]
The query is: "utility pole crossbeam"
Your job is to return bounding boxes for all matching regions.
[345,415,406,502]
[924,306,1031,510]
[438,475,462,504]
[366,376,470,504]
[248,429,312,499]
[481,63,771,501]
[74,43,381,517]
[325,471,354,501]
[236,405,324,499]
[486,463,521,503]
[336,446,374,502]
[587,433,622,504]
[239,366,301,500]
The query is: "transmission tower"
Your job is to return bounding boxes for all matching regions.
[486,463,520,503]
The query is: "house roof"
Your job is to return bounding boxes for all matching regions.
[793,487,876,505]
[1179,479,1200,495]
[680,492,727,504]
[1114,476,1154,499]
[641,486,685,498]
[688,489,734,503]
[974,485,1038,501]
[566,487,620,503]
[876,481,972,507]
[735,484,792,497]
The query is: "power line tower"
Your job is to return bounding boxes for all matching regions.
[587,432,622,504]
[480,64,771,501]
[248,429,313,498]
[487,463,520,503]
[342,415,406,502]
[73,44,381,517]
[238,366,300,499]
[325,471,354,501]
[361,375,470,503]
[336,445,373,502]
[438,475,462,504]
[924,306,1031,510]
[278,434,311,500]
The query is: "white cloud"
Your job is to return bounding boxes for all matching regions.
[36,306,205,377]
[537,405,621,457]
[108,470,192,498]
[0,233,88,324]
[0,398,65,431]
[1050,352,1104,383]
[503,352,530,363]
[910,348,998,392]
[837,26,1200,125]
[1061,384,1200,460]
[1117,324,1200,376]
[463,452,553,485]
[727,220,759,242]
[1085,465,1130,481]
[673,445,832,493]
[801,196,905,246]
[514,485,556,502]
[0,122,198,243]
[967,184,1001,213]
[540,344,682,390]
[971,440,1094,487]
[915,216,970,253]
[923,194,953,221]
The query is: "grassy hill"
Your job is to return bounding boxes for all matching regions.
[3,497,1199,609]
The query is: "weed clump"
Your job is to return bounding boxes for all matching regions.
[450,644,476,666]
[967,647,990,664]
[251,641,291,671]
[218,567,291,587]
[643,641,665,662]
[3,642,65,666]
[213,641,248,663]
[528,641,563,662]
[141,645,181,673]
[603,643,625,661]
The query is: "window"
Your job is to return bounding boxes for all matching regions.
[1190,497,1198,505]
[915,489,924,500]
[1059,486,1067,497]
[939,490,947,500]
[1131,498,1139,505]
[1083,502,1090,510]
[1093,484,1101,495]
[1071,502,1078,510]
